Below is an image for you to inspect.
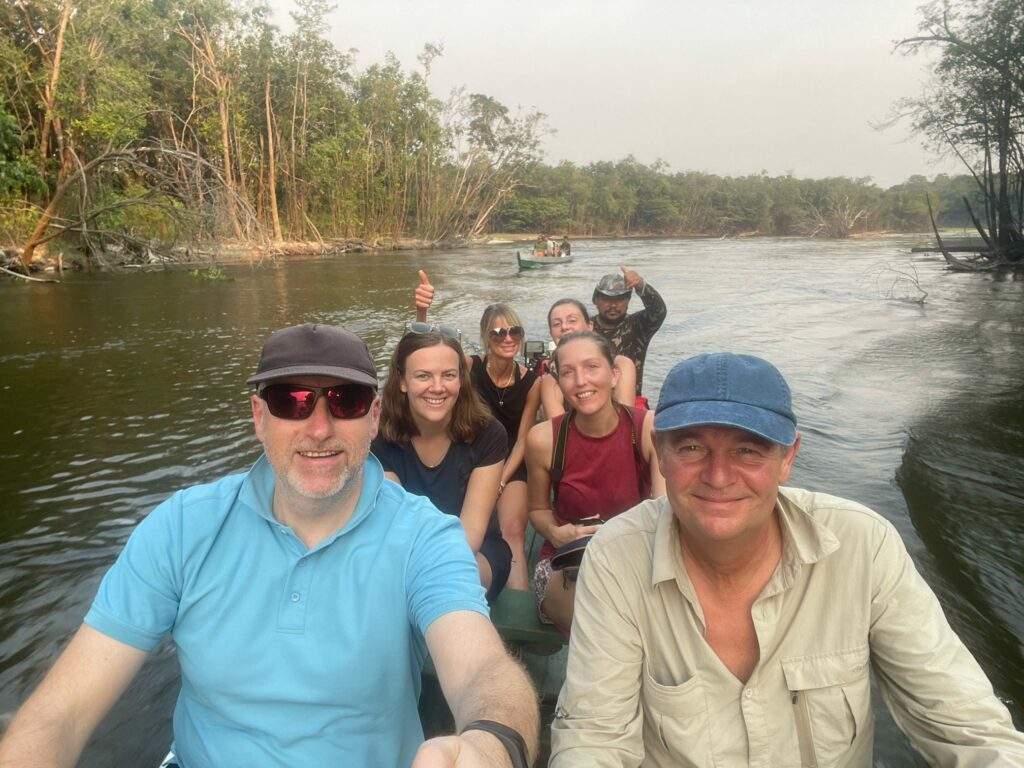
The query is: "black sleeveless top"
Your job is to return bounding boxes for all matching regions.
[470,354,538,451]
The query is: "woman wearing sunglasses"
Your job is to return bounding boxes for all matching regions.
[372,329,513,602]
[540,298,637,418]
[414,272,541,592]
[525,330,664,634]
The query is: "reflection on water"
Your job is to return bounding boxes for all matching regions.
[0,237,1021,764]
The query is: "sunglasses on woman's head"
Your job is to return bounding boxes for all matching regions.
[405,321,462,343]
[489,326,524,341]
[258,382,376,420]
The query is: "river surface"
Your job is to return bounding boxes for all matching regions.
[1,237,1022,765]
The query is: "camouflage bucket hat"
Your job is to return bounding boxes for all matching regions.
[593,273,632,299]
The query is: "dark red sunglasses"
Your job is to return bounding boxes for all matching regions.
[259,383,376,420]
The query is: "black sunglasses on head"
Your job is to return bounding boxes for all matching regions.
[259,382,376,420]
[488,325,524,341]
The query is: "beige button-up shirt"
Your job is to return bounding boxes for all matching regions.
[550,489,1024,767]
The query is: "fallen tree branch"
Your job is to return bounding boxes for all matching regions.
[1,265,60,282]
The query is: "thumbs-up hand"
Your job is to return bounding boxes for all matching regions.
[620,266,642,289]
[414,269,435,321]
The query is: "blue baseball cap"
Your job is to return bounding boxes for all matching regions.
[654,353,797,446]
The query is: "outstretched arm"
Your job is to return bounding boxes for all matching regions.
[869,524,1024,764]
[0,625,148,768]
[415,612,539,767]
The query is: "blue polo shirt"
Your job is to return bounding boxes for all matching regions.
[85,454,488,767]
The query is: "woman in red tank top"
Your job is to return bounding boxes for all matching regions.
[526,331,664,634]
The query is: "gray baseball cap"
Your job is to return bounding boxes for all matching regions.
[247,324,377,388]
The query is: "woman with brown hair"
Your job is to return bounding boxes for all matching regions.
[414,272,542,592]
[526,330,664,634]
[373,327,513,601]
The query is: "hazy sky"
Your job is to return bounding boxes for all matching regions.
[270,0,962,187]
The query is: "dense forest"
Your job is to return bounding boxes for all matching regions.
[493,164,983,237]
[0,0,1003,271]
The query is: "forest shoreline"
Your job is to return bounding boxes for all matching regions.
[1,229,954,277]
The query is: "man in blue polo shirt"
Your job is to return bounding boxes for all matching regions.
[0,324,538,768]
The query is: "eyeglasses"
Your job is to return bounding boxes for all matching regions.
[405,321,462,343]
[259,382,376,420]
[488,325,524,341]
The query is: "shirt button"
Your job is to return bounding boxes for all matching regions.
[745,689,753,698]
[296,560,306,567]
[279,527,288,534]
[290,592,301,602]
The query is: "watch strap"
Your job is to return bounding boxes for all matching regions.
[461,719,530,768]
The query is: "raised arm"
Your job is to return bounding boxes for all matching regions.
[868,524,1024,764]
[621,267,666,334]
[415,611,539,767]
[0,625,148,768]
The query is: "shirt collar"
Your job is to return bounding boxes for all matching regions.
[238,453,386,549]
[651,499,683,587]
[649,488,840,590]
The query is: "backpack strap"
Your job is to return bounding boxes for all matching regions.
[549,410,574,511]
[619,404,651,497]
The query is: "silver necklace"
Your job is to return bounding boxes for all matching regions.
[487,359,516,406]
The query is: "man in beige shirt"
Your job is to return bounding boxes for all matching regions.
[550,352,1024,767]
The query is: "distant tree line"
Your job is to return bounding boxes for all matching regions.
[1,0,544,266]
[491,160,986,237]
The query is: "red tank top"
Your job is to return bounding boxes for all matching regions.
[541,407,648,560]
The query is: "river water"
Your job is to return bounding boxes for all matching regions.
[0,237,1021,765]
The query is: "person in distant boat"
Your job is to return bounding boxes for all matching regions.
[415,271,541,592]
[534,233,548,256]
[591,266,667,406]
[525,330,664,635]
[549,352,1024,767]
[545,236,555,255]
[0,324,538,768]
[540,297,636,417]
[559,235,571,256]
[373,325,512,603]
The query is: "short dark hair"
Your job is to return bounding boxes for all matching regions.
[546,298,590,329]
[379,332,492,443]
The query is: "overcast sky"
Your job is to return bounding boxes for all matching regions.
[269,0,961,187]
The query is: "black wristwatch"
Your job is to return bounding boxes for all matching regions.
[461,719,530,768]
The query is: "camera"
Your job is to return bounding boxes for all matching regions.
[524,340,555,373]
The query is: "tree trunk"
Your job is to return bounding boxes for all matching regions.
[265,74,283,242]
[38,0,72,166]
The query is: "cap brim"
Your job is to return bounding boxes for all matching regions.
[247,365,377,388]
[654,400,796,446]
[595,290,632,298]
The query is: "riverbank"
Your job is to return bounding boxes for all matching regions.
[2,228,965,277]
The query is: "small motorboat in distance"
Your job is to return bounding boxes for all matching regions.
[516,250,574,270]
